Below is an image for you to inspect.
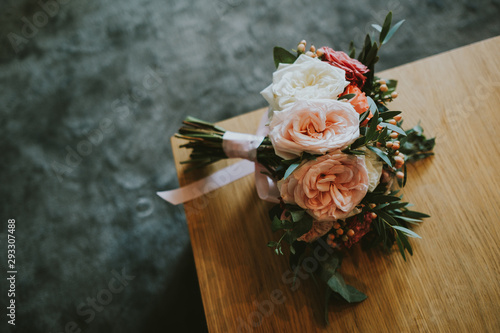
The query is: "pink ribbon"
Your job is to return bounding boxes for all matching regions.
[157,111,280,205]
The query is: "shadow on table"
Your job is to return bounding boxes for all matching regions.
[141,245,208,333]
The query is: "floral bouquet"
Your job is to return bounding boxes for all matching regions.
[169,12,434,321]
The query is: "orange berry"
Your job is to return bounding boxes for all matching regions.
[310,45,316,53]
[390,131,399,139]
[394,156,404,164]
[370,212,378,219]
[333,222,341,229]
[386,142,393,149]
[392,142,400,150]
[347,229,355,237]
[379,79,386,85]
[388,119,397,125]
[380,84,388,92]
[394,115,402,122]
[391,91,398,99]
[336,228,344,235]
[396,171,405,179]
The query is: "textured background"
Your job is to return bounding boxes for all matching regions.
[0,0,499,332]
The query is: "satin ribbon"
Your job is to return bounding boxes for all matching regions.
[157,111,280,205]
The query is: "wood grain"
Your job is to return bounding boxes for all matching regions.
[171,36,500,332]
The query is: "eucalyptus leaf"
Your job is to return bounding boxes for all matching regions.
[284,163,300,180]
[326,272,367,303]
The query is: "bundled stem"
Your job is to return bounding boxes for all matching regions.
[175,117,282,174]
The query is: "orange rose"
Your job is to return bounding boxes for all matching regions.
[342,85,369,115]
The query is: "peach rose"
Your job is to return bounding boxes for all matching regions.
[297,220,333,242]
[342,84,370,115]
[269,99,360,159]
[279,151,369,221]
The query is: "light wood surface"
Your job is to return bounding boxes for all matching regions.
[171,36,500,332]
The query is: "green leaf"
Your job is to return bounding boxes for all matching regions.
[367,145,392,167]
[379,111,402,121]
[271,216,293,232]
[338,93,356,100]
[284,163,300,180]
[395,233,407,261]
[399,233,413,256]
[267,241,277,247]
[372,24,382,32]
[368,195,401,204]
[367,96,378,117]
[365,109,380,142]
[392,225,422,239]
[326,272,367,303]
[380,122,407,136]
[379,12,393,44]
[350,136,367,150]
[273,47,297,68]
[377,210,398,225]
[348,41,356,58]
[394,215,425,224]
[403,211,431,219]
[359,109,371,124]
[383,19,405,45]
[290,209,305,222]
[289,245,296,255]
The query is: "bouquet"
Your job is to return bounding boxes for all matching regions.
[168,12,435,322]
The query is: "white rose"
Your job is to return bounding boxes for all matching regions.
[269,99,359,159]
[361,147,384,192]
[260,54,349,114]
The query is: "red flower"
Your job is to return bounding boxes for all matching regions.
[319,47,369,88]
[343,213,374,249]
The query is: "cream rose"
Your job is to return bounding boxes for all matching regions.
[268,99,359,159]
[360,147,384,192]
[279,151,369,221]
[261,54,349,113]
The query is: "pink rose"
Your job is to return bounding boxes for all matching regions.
[279,151,369,221]
[269,99,360,160]
[298,220,333,242]
[319,47,369,88]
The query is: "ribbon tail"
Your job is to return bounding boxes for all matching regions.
[157,160,255,205]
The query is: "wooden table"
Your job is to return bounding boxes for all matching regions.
[171,37,500,332]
